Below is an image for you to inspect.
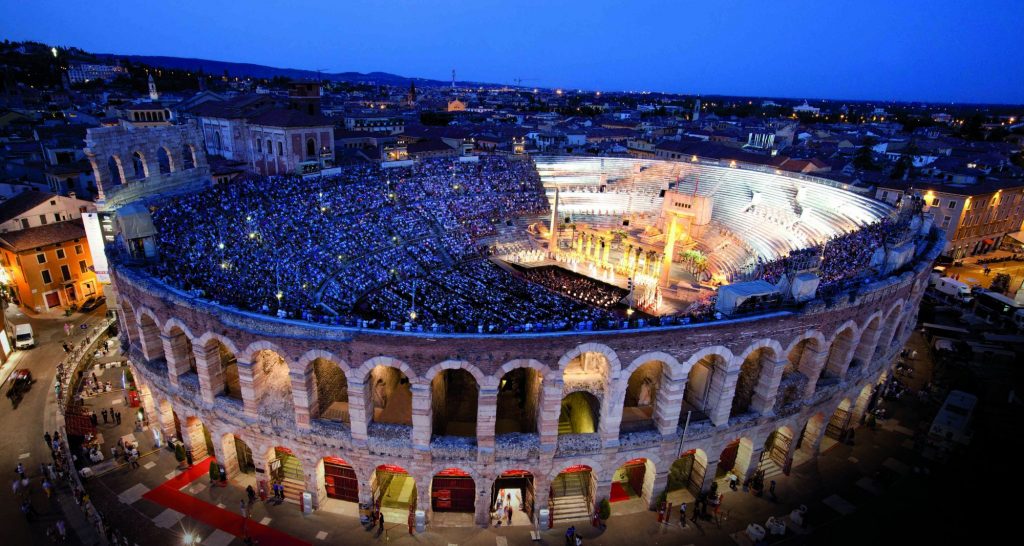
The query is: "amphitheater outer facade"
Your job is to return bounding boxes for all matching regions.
[115,226,942,527]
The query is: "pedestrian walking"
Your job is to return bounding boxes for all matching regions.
[240,499,248,519]
[91,372,98,384]
[21,499,37,520]
[769,480,777,501]
[115,411,122,425]
[565,525,576,546]
[56,519,67,541]
[109,407,115,420]
[506,504,513,525]
[43,479,53,498]
[377,512,385,535]
[679,502,687,526]
[102,409,108,424]
[247,485,256,504]
[16,462,24,477]
[45,432,53,446]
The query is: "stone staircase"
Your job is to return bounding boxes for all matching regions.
[278,454,305,504]
[551,474,590,523]
[557,412,573,435]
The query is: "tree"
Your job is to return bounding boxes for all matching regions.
[853,137,878,171]
[598,498,611,520]
[990,273,1011,294]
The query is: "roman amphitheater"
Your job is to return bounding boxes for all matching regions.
[111,154,943,529]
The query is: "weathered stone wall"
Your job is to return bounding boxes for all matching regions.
[118,229,944,526]
[84,120,212,211]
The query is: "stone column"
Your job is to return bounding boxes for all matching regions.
[751,357,787,416]
[212,432,240,479]
[138,319,162,362]
[826,333,858,379]
[475,487,490,527]
[305,456,325,511]
[649,469,670,509]
[194,343,224,406]
[800,418,827,458]
[537,379,564,453]
[854,325,882,373]
[740,446,763,482]
[699,459,719,493]
[411,383,432,451]
[236,360,259,420]
[348,380,369,448]
[416,476,431,525]
[654,373,684,436]
[707,367,739,426]
[477,383,499,456]
[798,347,828,398]
[162,334,187,388]
[533,476,549,525]
[600,388,623,448]
[290,368,314,431]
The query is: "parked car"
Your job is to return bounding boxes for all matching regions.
[14,323,34,349]
[79,296,107,312]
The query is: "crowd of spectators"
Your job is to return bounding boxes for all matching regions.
[758,210,920,287]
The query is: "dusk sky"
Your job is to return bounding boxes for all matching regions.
[2,0,1023,103]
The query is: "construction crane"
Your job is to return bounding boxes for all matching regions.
[513,77,537,88]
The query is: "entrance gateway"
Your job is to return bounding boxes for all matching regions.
[324,457,358,503]
[431,468,475,513]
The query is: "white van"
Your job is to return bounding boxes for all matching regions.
[929,266,947,286]
[935,277,972,301]
[14,323,34,349]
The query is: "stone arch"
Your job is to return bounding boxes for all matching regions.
[194,333,241,404]
[182,143,196,170]
[620,360,663,433]
[358,356,418,383]
[823,321,860,381]
[667,448,708,498]
[157,146,173,174]
[681,347,732,425]
[609,456,658,511]
[495,361,544,436]
[549,458,604,483]
[430,363,480,438]
[783,330,827,399]
[131,150,148,179]
[194,331,241,358]
[623,351,681,379]
[301,353,350,424]
[163,322,197,380]
[853,312,884,370]
[558,342,621,379]
[494,358,551,382]
[424,360,488,387]
[716,436,755,480]
[107,155,125,185]
[730,339,782,418]
[160,317,195,340]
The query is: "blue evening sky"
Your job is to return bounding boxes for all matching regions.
[2,0,1022,103]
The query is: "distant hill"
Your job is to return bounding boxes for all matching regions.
[93,53,485,88]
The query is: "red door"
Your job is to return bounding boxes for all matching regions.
[45,291,61,308]
[324,458,358,502]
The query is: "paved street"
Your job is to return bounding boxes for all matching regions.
[1,305,106,544]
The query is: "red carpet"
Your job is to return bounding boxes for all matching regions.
[609,481,630,503]
[142,457,312,546]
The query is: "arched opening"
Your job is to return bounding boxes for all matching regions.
[610,458,655,514]
[495,367,541,435]
[491,470,534,526]
[563,351,611,385]
[131,151,148,179]
[205,339,240,402]
[822,398,853,451]
[366,365,412,427]
[853,382,876,425]
[182,144,196,169]
[431,468,475,517]
[228,434,255,475]
[795,413,825,465]
[716,437,754,483]
[621,361,661,433]
[666,449,707,503]
[183,416,214,461]
[558,391,600,435]
[759,426,794,477]
[823,327,857,382]
[372,464,417,523]
[251,349,294,423]
[267,447,304,503]
[732,348,774,418]
[682,354,727,422]
[322,457,358,504]
[775,339,817,411]
[306,138,316,158]
[107,155,124,185]
[312,358,349,425]
[551,465,594,524]
[213,132,222,152]
[157,146,172,174]
[431,369,478,438]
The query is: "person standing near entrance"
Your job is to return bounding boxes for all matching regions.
[679,502,687,527]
